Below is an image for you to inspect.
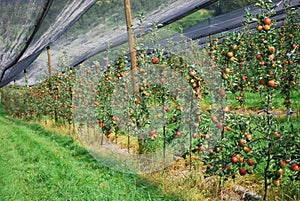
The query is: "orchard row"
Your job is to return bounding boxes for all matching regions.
[0,0,299,199]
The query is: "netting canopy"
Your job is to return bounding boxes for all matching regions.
[0,0,299,87]
[0,0,97,87]
[0,0,219,87]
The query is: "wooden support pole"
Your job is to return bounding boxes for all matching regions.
[124,0,139,97]
[24,69,28,87]
[124,0,141,153]
[47,46,53,77]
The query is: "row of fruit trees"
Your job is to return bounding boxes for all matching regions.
[0,0,299,199]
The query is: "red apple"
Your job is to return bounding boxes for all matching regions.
[176,106,183,111]
[211,116,218,122]
[229,56,235,62]
[268,46,276,53]
[263,24,270,31]
[152,57,159,64]
[189,71,196,77]
[238,139,245,146]
[243,147,251,153]
[280,160,286,168]
[231,156,238,163]
[256,25,263,31]
[263,17,272,25]
[224,68,230,74]
[273,180,280,187]
[227,52,234,58]
[256,54,263,60]
[204,134,210,140]
[245,134,252,141]
[219,89,225,96]
[291,163,299,171]
[164,107,169,112]
[239,168,247,176]
[149,130,155,135]
[268,54,275,60]
[274,131,280,138]
[216,122,223,129]
[247,159,254,166]
[259,78,265,85]
[231,44,238,51]
[175,131,181,136]
[267,80,275,88]
[222,74,228,79]
[276,168,284,176]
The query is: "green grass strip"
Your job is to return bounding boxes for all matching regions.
[0,112,183,201]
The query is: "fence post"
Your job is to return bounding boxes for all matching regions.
[124,0,141,153]
[24,69,29,87]
[47,46,53,77]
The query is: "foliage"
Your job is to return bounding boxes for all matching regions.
[205,0,300,199]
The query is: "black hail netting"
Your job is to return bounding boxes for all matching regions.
[0,0,219,87]
[0,0,299,87]
[0,0,97,87]
[184,0,300,45]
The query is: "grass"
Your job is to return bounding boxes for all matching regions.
[165,9,215,33]
[226,89,300,111]
[193,89,300,118]
[0,109,183,201]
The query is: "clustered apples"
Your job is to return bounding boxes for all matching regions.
[257,17,272,31]
[227,51,235,62]
[188,69,204,99]
[204,2,300,197]
[230,147,255,176]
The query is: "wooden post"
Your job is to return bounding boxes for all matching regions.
[47,46,53,77]
[124,0,141,153]
[124,0,139,96]
[24,69,28,87]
